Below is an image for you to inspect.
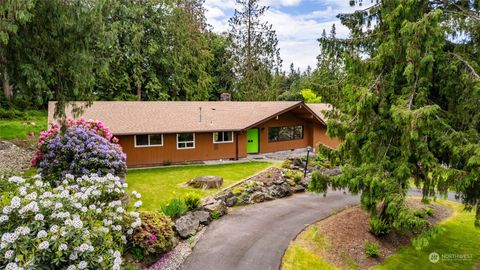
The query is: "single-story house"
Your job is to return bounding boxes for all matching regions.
[48,101,339,168]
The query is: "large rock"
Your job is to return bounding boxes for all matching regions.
[174,212,200,239]
[203,199,228,216]
[250,192,265,203]
[268,183,293,198]
[188,176,223,189]
[192,210,211,225]
[291,185,305,193]
[214,191,234,202]
[225,196,238,207]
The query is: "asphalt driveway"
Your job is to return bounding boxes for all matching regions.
[181,190,360,270]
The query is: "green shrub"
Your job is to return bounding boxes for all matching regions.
[161,198,187,218]
[425,207,434,216]
[414,209,427,219]
[0,108,28,119]
[232,186,245,196]
[0,174,141,269]
[132,211,175,256]
[283,169,293,179]
[282,159,293,168]
[364,241,380,258]
[130,246,144,261]
[211,210,222,220]
[246,180,257,188]
[369,217,392,236]
[184,193,201,211]
[293,171,303,184]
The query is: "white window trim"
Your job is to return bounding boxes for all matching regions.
[213,131,234,144]
[134,134,164,148]
[177,133,196,149]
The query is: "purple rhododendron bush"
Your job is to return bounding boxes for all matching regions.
[0,173,143,270]
[32,118,126,186]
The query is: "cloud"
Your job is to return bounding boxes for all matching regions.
[204,0,368,71]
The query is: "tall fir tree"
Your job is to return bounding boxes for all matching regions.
[313,0,480,232]
[0,0,35,104]
[228,0,282,101]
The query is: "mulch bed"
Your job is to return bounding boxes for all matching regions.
[311,197,452,269]
[248,166,283,186]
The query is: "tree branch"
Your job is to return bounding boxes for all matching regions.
[448,52,480,80]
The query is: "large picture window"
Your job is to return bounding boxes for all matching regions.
[177,133,195,149]
[134,134,163,147]
[268,126,304,142]
[213,131,234,143]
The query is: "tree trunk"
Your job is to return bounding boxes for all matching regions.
[2,65,13,102]
[136,85,141,101]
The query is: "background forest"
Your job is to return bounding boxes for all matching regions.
[1,0,338,112]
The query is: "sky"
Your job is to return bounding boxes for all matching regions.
[204,0,370,71]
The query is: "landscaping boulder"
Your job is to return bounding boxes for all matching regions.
[291,185,305,193]
[293,158,305,167]
[188,176,223,189]
[225,196,238,207]
[192,210,211,225]
[250,192,265,203]
[273,178,285,185]
[214,191,234,202]
[268,183,293,198]
[174,212,200,239]
[203,199,228,216]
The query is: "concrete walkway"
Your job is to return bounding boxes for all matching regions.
[181,190,360,270]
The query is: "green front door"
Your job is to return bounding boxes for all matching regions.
[246,129,259,154]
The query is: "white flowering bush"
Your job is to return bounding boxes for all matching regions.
[0,174,143,270]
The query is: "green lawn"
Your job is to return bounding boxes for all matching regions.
[282,200,480,270]
[126,161,273,210]
[375,201,480,270]
[0,110,48,140]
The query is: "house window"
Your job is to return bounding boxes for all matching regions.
[134,134,163,147]
[268,126,304,142]
[213,131,234,143]
[177,133,195,149]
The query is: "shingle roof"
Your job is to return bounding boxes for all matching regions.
[305,103,333,121]
[49,101,332,135]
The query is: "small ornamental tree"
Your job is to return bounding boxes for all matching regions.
[32,118,126,186]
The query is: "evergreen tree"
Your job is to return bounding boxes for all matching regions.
[228,0,282,101]
[311,24,345,106]
[314,0,480,232]
[0,0,35,104]
[8,0,106,117]
[206,32,235,100]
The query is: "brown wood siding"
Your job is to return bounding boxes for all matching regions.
[118,132,247,167]
[252,111,339,153]
[253,112,312,154]
[117,110,338,167]
[312,124,340,149]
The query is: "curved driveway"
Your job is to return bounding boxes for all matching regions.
[181,189,459,270]
[181,190,360,270]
